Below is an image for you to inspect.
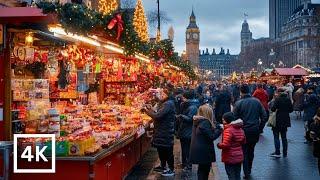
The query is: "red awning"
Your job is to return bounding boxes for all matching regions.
[274,68,308,76]
[0,7,52,24]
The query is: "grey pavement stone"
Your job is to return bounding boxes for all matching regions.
[126,114,319,180]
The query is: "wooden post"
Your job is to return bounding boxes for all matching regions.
[3,30,11,140]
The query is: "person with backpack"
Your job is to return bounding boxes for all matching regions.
[217,112,246,180]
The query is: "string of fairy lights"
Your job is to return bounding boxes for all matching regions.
[36,1,196,79]
[99,0,119,15]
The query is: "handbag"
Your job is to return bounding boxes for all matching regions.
[267,111,276,127]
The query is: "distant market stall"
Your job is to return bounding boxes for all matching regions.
[260,68,308,85]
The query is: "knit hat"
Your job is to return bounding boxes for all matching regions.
[240,84,250,94]
[222,112,236,124]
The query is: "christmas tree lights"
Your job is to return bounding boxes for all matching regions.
[133,0,149,42]
[99,0,119,15]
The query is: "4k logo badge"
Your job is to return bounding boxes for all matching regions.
[13,134,56,173]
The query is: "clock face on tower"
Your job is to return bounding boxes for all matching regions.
[193,33,198,39]
[186,33,190,39]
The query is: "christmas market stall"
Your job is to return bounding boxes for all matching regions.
[0,1,195,180]
[271,68,308,85]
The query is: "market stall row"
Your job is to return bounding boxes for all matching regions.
[0,1,194,180]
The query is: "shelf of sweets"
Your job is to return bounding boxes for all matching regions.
[104,81,137,83]
[16,103,152,158]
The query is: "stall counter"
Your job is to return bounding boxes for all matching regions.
[10,133,152,180]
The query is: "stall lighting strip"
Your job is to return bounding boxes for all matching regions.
[49,26,101,47]
[48,26,150,63]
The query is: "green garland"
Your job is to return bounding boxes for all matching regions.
[36,2,196,79]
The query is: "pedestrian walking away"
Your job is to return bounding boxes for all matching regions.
[303,86,320,142]
[310,108,320,175]
[233,84,268,179]
[270,89,293,158]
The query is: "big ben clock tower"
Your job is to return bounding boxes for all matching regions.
[186,9,200,67]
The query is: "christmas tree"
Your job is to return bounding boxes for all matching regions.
[133,0,149,42]
[99,0,119,15]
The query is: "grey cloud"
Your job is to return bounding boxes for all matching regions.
[139,0,319,54]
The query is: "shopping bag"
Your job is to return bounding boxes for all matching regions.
[267,111,276,127]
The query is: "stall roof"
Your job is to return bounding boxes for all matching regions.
[0,7,50,23]
[274,68,308,76]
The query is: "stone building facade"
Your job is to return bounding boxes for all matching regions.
[280,0,320,68]
[199,48,238,79]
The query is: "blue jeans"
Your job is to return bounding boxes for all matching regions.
[273,129,288,155]
[225,163,241,180]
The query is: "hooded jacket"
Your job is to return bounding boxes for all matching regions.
[189,116,221,164]
[177,99,199,139]
[253,88,269,111]
[146,99,176,147]
[218,119,246,164]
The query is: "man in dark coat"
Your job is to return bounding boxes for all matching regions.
[270,90,293,157]
[266,84,276,102]
[310,111,320,174]
[232,83,241,104]
[215,85,232,124]
[145,89,176,176]
[303,86,320,142]
[233,84,268,179]
[176,90,199,170]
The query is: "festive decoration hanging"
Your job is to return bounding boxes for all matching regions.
[107,13,124,41]
[133,0,149,42]
[36,2,196,79]
[99,0,119,15]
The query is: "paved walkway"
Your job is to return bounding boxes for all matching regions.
[126,114,319,180]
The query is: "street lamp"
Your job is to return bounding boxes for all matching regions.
[279,60,284,67]
[271,63,275,68]
[257,58,263,72]
[156,0,161,42]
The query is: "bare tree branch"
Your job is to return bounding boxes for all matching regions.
[121,0,135,9]
[147,10,172,30]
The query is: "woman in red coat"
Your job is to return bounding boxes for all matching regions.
[218,112,246,180]
[253,84,269,133]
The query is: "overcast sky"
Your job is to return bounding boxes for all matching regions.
[137,0,320,55]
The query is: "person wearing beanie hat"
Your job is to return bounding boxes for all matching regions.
[218,112,246,180]
[233,84,267,179]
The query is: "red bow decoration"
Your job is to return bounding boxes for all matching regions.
[108,13,124,41]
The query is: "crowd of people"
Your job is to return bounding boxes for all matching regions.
[142,80,320,180]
